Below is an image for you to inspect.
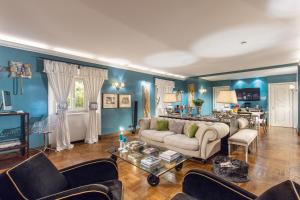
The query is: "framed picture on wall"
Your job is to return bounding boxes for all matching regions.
[102,93,118,108]
[119,94,131,108]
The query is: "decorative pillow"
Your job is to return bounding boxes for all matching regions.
[140,118,150,130]
[150,118,158,130]
[169,120,185,134]
[156,120,169,131]
[237,118,249,129]
[6,153,68,200]
[183,122,193,135]
[184,123,199,138]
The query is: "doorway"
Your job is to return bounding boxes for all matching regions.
[269,82,298,128]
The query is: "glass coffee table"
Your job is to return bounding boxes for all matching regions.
[107,140,190,186]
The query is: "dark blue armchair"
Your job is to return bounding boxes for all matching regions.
[0,152,122,200]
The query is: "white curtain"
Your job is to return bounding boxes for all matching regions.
[44,60,78,151]
[155,78,175,116]
[80,67,108,144]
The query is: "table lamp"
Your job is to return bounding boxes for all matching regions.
[163,93,178,115]
[216,90,237,110]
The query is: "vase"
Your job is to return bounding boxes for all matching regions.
[196,106,202,116]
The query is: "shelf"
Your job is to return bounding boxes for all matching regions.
[0,113,29,157]
[0,143,27,152]
[0,112,28,116]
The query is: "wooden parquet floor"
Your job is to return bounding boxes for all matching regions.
[1,126,300,200]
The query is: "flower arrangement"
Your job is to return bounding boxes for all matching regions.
[192,98,204,107]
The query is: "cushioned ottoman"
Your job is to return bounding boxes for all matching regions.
[228,129,258,162]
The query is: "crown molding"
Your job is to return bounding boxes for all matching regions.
[0,40,185,80]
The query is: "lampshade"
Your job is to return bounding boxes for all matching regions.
[163,93,178,103]
[216,90,237,104]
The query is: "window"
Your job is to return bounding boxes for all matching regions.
[68,78,86,111]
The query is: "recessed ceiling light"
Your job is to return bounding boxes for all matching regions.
[241,41,247,45]
[192,24,286,58]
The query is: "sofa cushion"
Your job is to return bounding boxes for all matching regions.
[184,122,197,135]
[139,118,150,130]
[141,130,175,142]
[185,123,199,138]
[150,118,158,129]
[237,118,249,129]
[169,120,185,134]
[156,120,169,131]
[164,134,199,151]
[229,129,257,145]
[6,153,68,200]
[256,180,300,200]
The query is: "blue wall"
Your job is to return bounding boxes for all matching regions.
[0,45,184,147]
[177,73,296,116]
[231,78,268,110]
[183,77,213,115]
[211,74,297,111]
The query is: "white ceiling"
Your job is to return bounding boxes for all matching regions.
[201,66,298,81]
[0,0,300,78]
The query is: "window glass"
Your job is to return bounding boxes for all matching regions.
[74,80,84,108]
[67,78,86,111]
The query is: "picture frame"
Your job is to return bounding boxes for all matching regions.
[102,93,118,108]
[119,94,132,108]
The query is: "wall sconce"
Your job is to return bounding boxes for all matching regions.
[199,88,207,95]
[113,82,125,91]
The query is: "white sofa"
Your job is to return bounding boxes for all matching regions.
[138,117,230,160]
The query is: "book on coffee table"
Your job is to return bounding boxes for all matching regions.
[141,156,161,168]
[143,147,159,155]
[159,150,180,162]
[128,152,143,162]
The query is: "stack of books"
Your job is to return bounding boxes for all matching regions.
[142,147,159,155]
[159,150,180,162]
[128,152,143,162]
[126,140,145,150]
[141,156,161,168]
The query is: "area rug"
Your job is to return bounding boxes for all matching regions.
[212,155,249,183]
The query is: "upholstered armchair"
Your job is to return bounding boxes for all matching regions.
[172,169,300,200]
[0,152,122,200]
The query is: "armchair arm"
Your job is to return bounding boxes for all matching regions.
[195,123,229,143]
[196,126,219,157]
[60,158,118,188]
[182,170,257,200]
[38,184,112,200]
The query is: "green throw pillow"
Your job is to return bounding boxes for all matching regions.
[156,120,169,131]
[185,123,198,138]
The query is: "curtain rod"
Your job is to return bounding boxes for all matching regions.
[37,57,108,70]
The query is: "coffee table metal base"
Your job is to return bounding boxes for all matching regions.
[175,163,183,171]
[147,174,160,186]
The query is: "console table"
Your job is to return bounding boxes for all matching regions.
[159,115,231,125]
[0,112,29,158]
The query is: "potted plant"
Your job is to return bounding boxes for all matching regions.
[193,98,204,116]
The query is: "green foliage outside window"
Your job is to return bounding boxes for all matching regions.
[74,80,84,108]
[67,79,85,110]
